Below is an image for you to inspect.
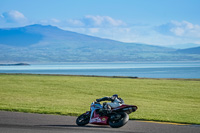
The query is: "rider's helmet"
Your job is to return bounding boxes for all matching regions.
[111,94,118,101]
[112,94,118,98]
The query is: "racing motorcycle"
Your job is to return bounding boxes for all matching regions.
[76,101,137,128]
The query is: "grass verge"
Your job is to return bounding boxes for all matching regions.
[0,74,199,124]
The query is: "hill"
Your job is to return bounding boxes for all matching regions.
[169,43,200,49]
[0,24,200,63]
[176,46,200,54]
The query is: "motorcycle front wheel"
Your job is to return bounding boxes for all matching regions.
[76,113,90,126]
[109,112,129,128]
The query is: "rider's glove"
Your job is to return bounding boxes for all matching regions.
[96,99,100,102]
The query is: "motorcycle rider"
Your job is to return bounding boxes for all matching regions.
[96,94,124,114]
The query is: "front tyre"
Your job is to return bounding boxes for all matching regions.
[76,113,90,126]
[109,112,129,128]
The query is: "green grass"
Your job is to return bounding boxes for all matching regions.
[0,74,200,124]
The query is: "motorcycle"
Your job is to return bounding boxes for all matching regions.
[76,101,137,128]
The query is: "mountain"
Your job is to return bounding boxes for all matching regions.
[177,46,200,54]
[0,24,200,63]
[169,43,200,49]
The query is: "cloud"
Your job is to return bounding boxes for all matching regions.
[66,19,84,27]
[58,15,127,39]
[156,20,200,38]
[50,18,60,23]
[66,15,126,28]
[39,18,61,26]
[61,19,200,46]
[1,10,27,23]
[1,11,199,47]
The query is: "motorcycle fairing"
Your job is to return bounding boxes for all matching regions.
[89,102,109,125]
[89,111,109,125]
[112,104,138,114]
[88,102,138,125]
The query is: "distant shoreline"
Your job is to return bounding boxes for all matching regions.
[0,63,30,66]
[0,73,200,81]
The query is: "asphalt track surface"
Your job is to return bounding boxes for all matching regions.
[0,111,199,133]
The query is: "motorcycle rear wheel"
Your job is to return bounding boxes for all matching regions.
[109,112,129,128]
[76,113,90,126]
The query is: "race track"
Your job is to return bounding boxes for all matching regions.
[0,111,199,133]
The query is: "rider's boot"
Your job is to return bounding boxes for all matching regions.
[103,102,112,114]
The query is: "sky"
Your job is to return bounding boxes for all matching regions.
[0,0,200,47]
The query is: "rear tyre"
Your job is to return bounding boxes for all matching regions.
[109,112,129,128]
[76,113,90,126]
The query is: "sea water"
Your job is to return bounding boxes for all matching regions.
[0,62,200,79]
